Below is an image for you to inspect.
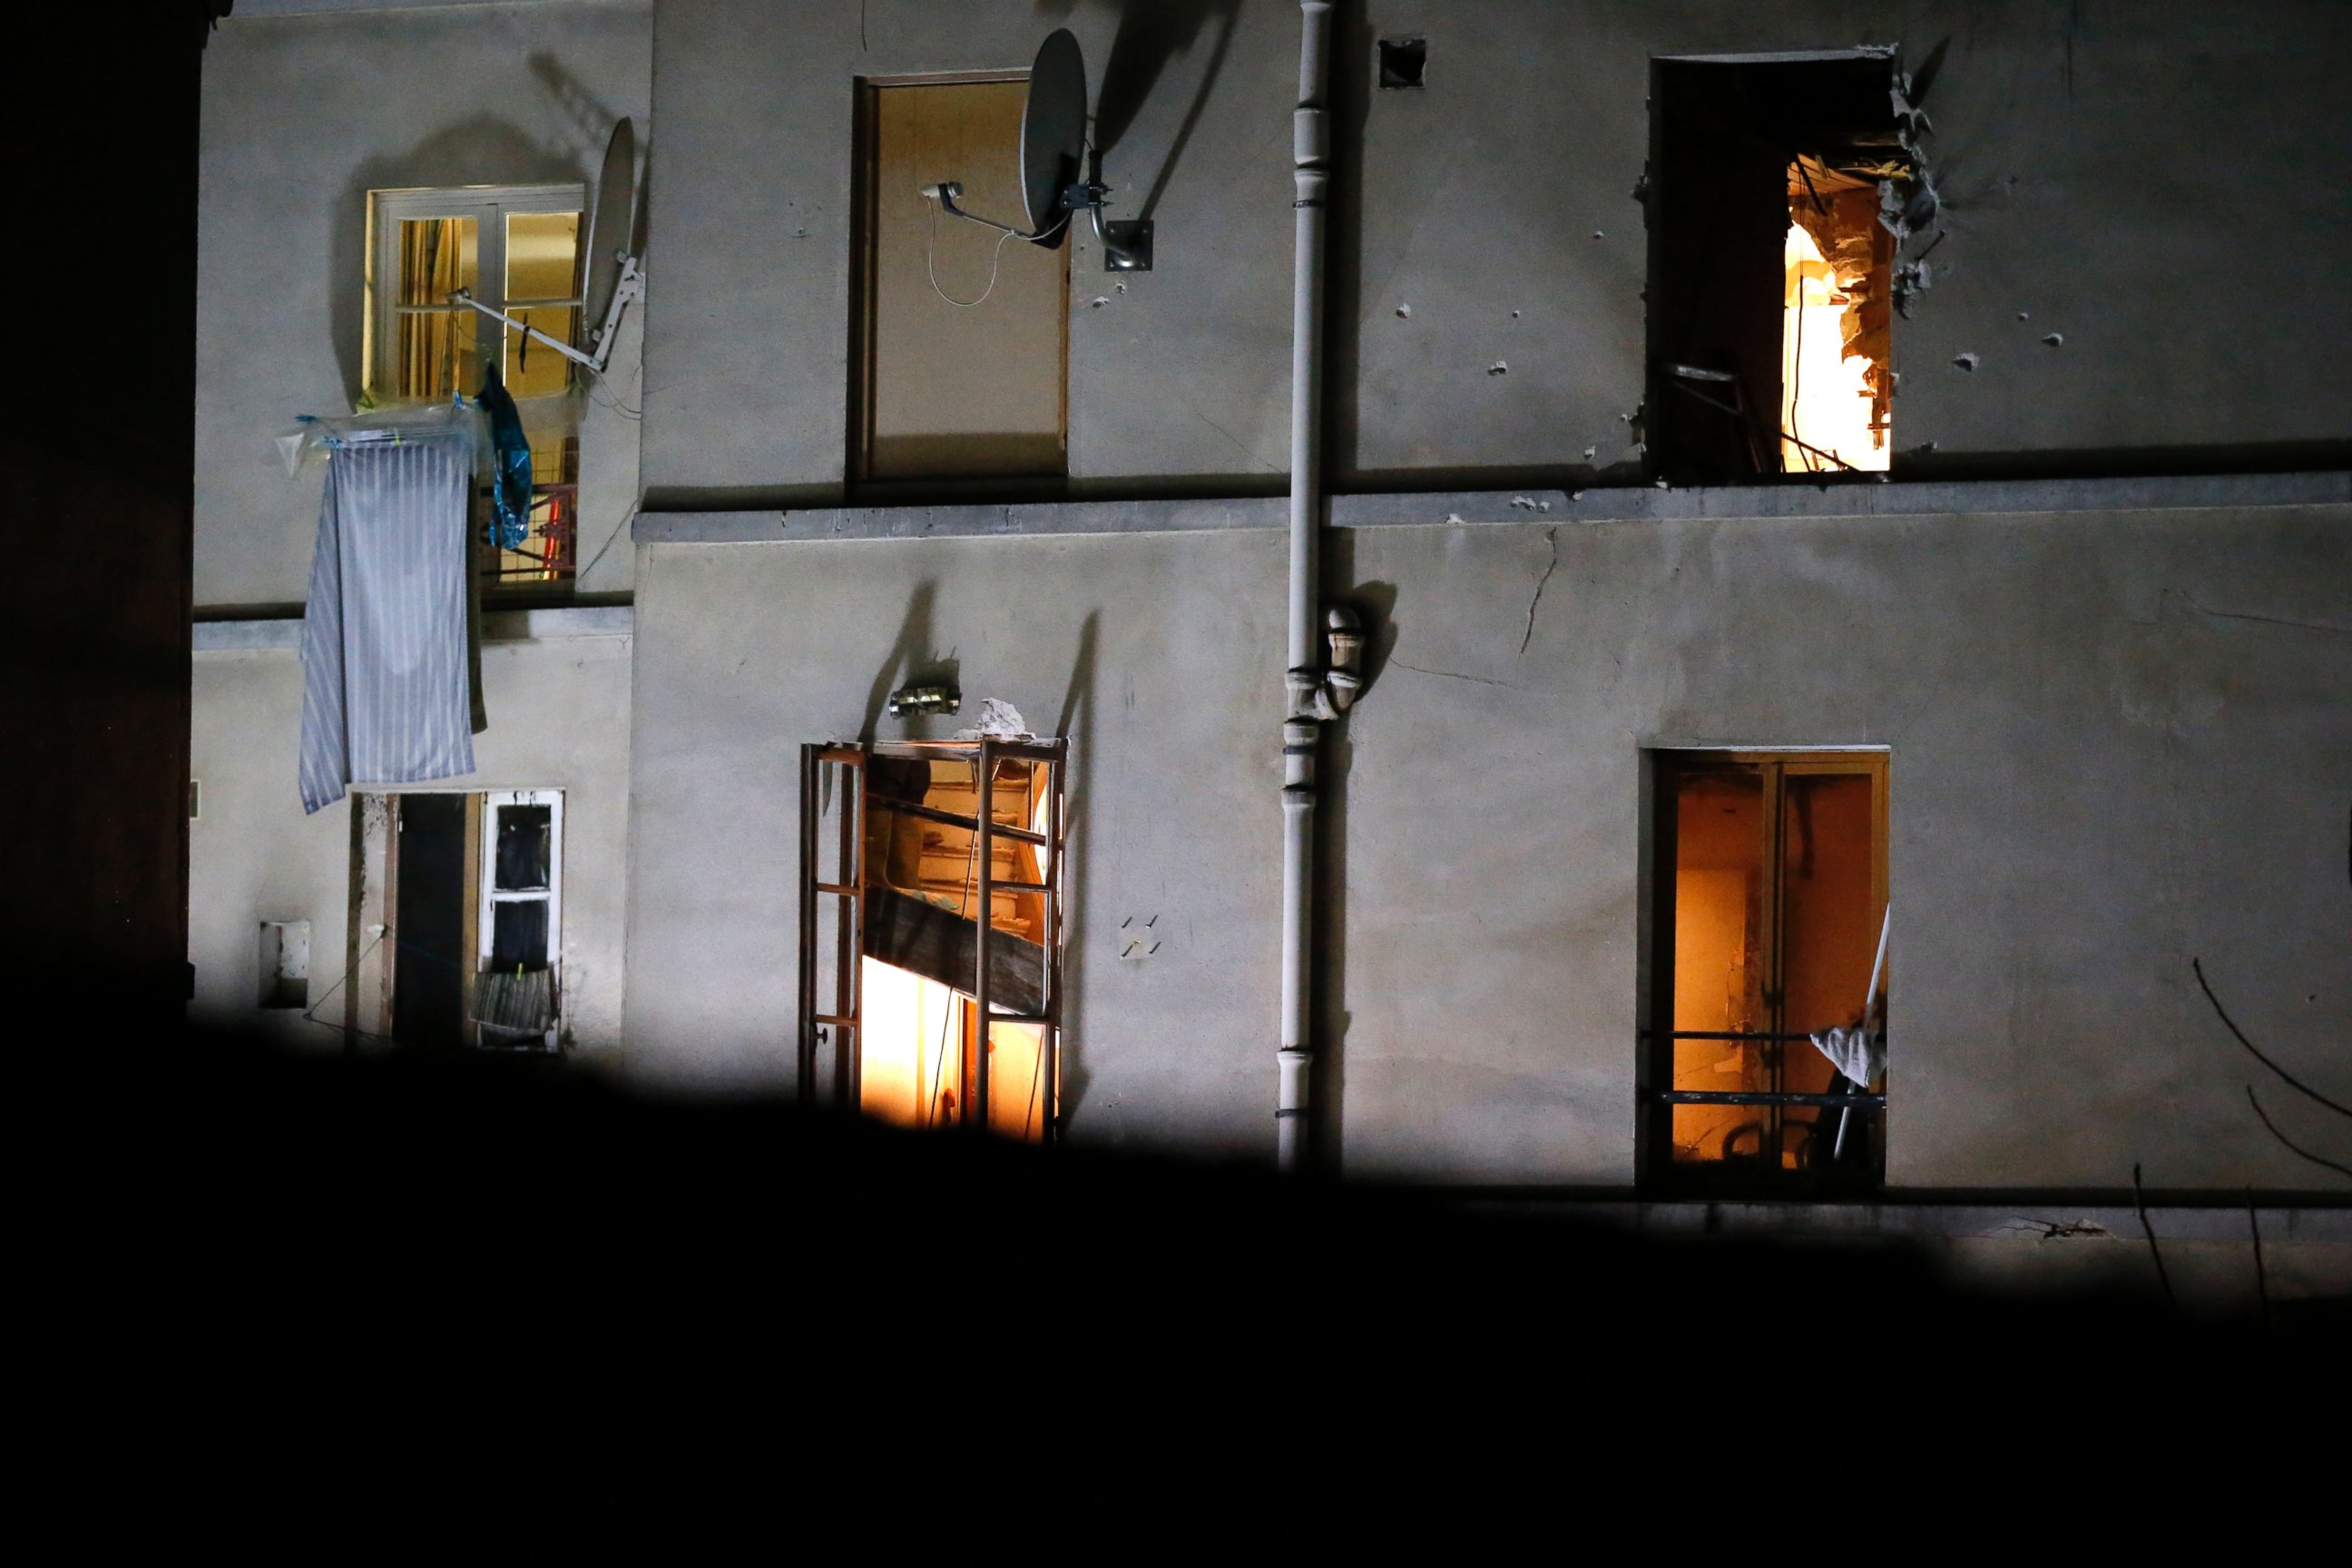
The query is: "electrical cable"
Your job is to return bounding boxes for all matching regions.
[924,201,1069,309]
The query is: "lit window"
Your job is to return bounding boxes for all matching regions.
[799,740,1065,1140]
[1644,751,1888,1193]
[365,184,585,593]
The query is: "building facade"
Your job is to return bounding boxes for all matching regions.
[191,2,2348,1250]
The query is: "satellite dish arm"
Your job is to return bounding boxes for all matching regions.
[928,181,1064,242]
[448,253,642,376]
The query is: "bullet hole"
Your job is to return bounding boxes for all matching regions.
[2016,310,2031,321]
[1488,359,1508,375]
[1592,230,1605,240]
[1583,446,1598,460]
[2041,332,2064,347]
[1089,295,1111,309]
[1378,36,1427,89]
[1395,302,1412,318]
[1511,309,1521,318]
[1953,351,1980,371]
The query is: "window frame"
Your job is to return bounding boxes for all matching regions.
[1641,748,1890,1195]
[365,181,587,408]
[476,787,564,1049]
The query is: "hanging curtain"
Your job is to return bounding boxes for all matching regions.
[299,418,478,814]
[397,219,471,400]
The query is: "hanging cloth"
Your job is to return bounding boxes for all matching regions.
[477,360,534,552]
[298,413,479,814]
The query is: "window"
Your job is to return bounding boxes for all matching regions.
[1646,54,1906,483]
[799,740,1065,1140]
[362,789,565,1051]
[852,76,1071,486]
[365,184,585,592]
[1643,750,1888,1193]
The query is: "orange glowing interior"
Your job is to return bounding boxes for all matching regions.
[1781,161,1893,473]
[1665,756,1885,1171]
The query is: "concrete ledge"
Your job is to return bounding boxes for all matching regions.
[634,471,2349,545]
[194,603,633,651]
[1457,1199,2352,1244]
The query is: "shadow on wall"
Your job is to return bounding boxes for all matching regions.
[858,582,957,744]
[1034,0,1241,222]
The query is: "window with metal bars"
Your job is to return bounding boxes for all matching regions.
[1642,750,1889,1194]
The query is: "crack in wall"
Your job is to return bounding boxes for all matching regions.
[2188,598,2352,636]
[1388,660,1514,689]
[1519,525,1559,657]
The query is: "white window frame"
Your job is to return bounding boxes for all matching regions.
[477,788,564,1047]
[367,182,586,405]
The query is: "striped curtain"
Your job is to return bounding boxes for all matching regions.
[299,429,477,814]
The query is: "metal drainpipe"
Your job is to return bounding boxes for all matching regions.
[1278,0,1333,1172]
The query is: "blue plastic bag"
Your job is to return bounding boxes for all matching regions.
[476,362,534,552]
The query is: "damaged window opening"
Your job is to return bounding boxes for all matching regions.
[800,740,1065,1141]
[1647,53,1923,484]
[1642,751,1888,1196]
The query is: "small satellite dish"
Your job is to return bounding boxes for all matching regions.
[1021,30,1087,236]
[581,117,638,336]
[924,29,1152,274]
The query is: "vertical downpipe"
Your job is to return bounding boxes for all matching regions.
[1279,1,1333,1172]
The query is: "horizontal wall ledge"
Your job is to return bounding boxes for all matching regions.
[635,470,2349,545]
[194,603,633,652]
[1437,1196,2352,1244]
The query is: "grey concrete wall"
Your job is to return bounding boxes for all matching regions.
[190,628,636,1054]
[642,0,2351,500]
[624,504,2349,1187]
[196,0,651,609]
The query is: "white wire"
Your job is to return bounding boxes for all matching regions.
[924,201,1069,309]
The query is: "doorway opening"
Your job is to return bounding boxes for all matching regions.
[353,789,565,1051]
[1642,750,1888,1194]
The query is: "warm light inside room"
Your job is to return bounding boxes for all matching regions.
[854,751,1056,1141]
[1780,161,1892,474]
[1666,756,1885,1172]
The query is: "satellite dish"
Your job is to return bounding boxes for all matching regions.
[924,29,1152,273]
[581,117,638,335]
[447,115,646,373]
[1020,30,1087,236]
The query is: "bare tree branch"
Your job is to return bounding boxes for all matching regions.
[2246,1084,2352,1181]
[2193,957,2350,1119]
[2132,1162,2178,1313]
